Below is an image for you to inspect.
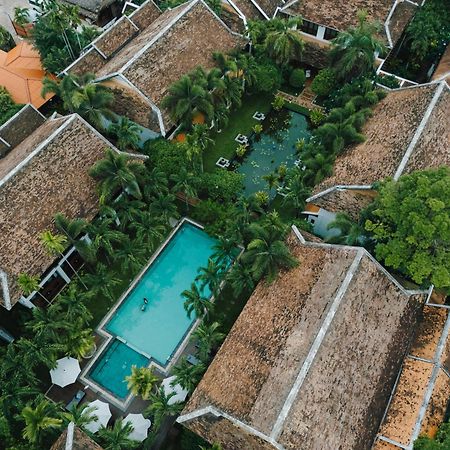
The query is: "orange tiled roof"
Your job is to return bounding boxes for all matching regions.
[0,41,55,108]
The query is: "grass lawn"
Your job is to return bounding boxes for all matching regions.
[203,93,274,172]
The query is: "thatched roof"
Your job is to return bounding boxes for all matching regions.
[51,423,104,450]
[61,0,116,19]
[66,0,244,134]
[179,229,426,450]
[280,0,416,47]
[308,81,450,214]
[374,303,450,449]
[0,112,115,309]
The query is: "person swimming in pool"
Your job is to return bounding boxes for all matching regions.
[143,298,149,304]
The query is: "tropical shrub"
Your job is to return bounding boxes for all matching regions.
[198,170,244,203]
[143,138,189,177]
[0,87,23,125]
[289,68,306,89]
[309,109,326,127]
[0,26,14,52]
[235,144,248,158]
[311,68,337,98]
[191,199,231,236]
[364,167,450,290]
[272,95,285,111]
[249,58,283,93]
[252,123,263,134]
[414,420,450,449]
[254,191,269,207]
[375,74,400,89]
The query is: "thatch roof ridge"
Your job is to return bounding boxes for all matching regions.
[51,423,104,450]
[180,230,427,449]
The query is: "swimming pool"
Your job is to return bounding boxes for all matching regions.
[236,108,310,196]
[85,220,218,401]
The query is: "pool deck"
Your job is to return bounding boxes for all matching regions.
[79,218,213,410]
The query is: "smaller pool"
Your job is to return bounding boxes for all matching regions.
[235,108,310,196]
[89,339,149,399]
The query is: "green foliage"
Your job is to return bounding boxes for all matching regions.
[272,95,285,111]
[329,10,386,82]
[198,170,244,203]
[311,68,337,98]
[191,200,231,236]
[414,421,450,449]
[406,0,450,62]
[254,190,269,207]
[252,123,263,134]
[375,74,400,89]
[0,25,14,52]
[250,59,283,93]
[144,138,189,177]
[125,365,158,400]
[0,87,23,126]
[289,68,306,89]
[108,117,141,151]
[235,143,248,158]
[309,109,326,127]
[364,168,450,290]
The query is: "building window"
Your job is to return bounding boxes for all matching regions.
[301,20,319,37]
[323,27,339,41]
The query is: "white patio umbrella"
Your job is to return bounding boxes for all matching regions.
[84,399,112,433]
[124,413,151,442]
[49,357,81,387]
[162,375,188,405]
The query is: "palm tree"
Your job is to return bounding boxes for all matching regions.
[212,236,238,267]
[130,211,166,251]
[282,172,311,215]
[161,75,213,129]
[195,259,223,297]
[149,192,179,225]
[262,172,279,197]
[302,152,334,186]
[114,236,147,275]
[57,285,93,325]
[98,419,137,450]
[62,321,95,360]
[89,149,143,200]
[243,223,298,282]
[172,357,206,393]
[26,306,69,341]
[88,218,127,262]
[329,10,386,82]
[114,198,146,232]
[171,168,198,211]
[108,117,141,151]
[42,73,115,128]
[223,76,243,109]
[17,273,50,305]
[62,403,99,430]
[191,321,224,362]
[125,365,159,400]
[264,18,304,65]
[40,230,86,288]
[21,398,62,445]
[82,262,121,300]
[15,338,61,370]
[182,283,213,319]
[227,262,255,297]
[142,166,168,200]
[185,124,213,173]
[145,387,184,429]
[326,213,366,246]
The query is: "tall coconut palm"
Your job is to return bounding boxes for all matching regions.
[15,338,60,370]
[62,403,99,430]
[195,259,223,297]
[185,124,213,173]
[222,76,243,109]
[57,285,93,325]
[149,192,179,225]
[130,211,166,251]
[26,306,69,341]
[88,218,127,263]
[82,262,121,300]
[125,365,158,400]
[326,213,366,246]
[264,17,304,65]
[142,166,168,200]
[243,223,298,282]
[191,321,224,362]
[161,75,213,129]
[282,172,311,215]
[172,357,206,393]
[98,419,137,450]
[21,398,62,445]
[302,152,334,186]
[182,283,213,319]
[89,149,143,200]
[61,321,95,360]
[17,273,50,305]
[262,172,279,198]
[145,387,184,429]
[212,236,238,267]
[227,261,255,297]
[329,10,386,82]
[170,168,198,211]
[114,236,147,275]
[108,117,141,151]
[114,198,146,233]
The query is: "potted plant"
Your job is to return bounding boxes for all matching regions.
[13,8,33,38]
[235,143,248,160]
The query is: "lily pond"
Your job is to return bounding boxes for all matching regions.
[234,108,311,197]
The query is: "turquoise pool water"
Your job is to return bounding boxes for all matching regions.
[90,340,149,399]
[236,108,310,196]
[88,222,217,399]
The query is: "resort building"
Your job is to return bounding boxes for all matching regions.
[63,0,245,136]
[304,80,450,227]
[51,422,104,450]
[0,105,123,310]
[178,228,429,449]
[0,41,55,109]
[60,0,123,26]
